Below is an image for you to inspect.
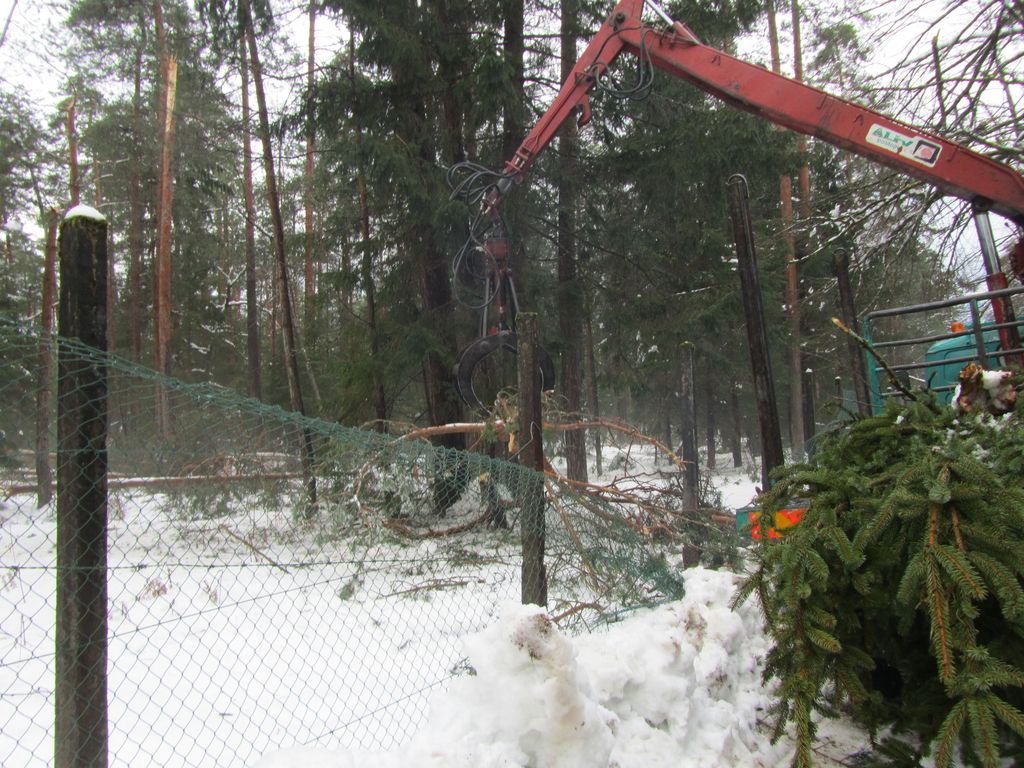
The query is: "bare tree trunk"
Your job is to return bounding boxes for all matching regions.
[704,358,717,470]
[678,345,699,509]
[95,160,117,354]
[408,0,463,457]
[584,307,602,476]
[501,0,525,163]
[767,0,803,458]
[154,52,177,436]
[241,37,262,401]
[128,26,145,363]
[517,313,547,607]
[303,0,317,335]
[350,32,388,428]
[66,96,80,207]
[792,0,813,452]
[35,210,58,507]
[558,0,587,482]
[243,0,317,511]
[729,378,743,468]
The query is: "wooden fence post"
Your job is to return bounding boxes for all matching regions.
[56,205,109,768]
[517,313,547,607]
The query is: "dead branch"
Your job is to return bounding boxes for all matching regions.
[395,417,689,473]
[382,508,495,539]
[379,577,484,599]
[831,317,921,403]
[550,601,604,624]
[218,524,290,573]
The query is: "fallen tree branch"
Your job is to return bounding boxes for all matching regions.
[379,577,484,599]
[832,317,921,404]
[396,418,689,473]
[382,508,495,539]
[218,524,290,573]
[550,601,604,624]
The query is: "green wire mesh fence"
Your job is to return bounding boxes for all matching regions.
[0,315,730,767]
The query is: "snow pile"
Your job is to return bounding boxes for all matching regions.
[253,567,792,768]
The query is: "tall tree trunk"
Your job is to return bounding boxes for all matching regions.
[501,0,525,163]
[767,0,803,458]
[243,0,317,510]
[66,96,80,206]
[678,345,699,509]
[154,52,178,436]
[303,0,317,336]
[584,305,602,476]
[729,378,743,468]
[350,31,388,428]
[792,0,813,447]
[410,0,463,451]
[35,210,58,506]
[128,26,145,363]
[558,0,587,482]
[791,0,811,225]
[241,37,262,401]
[95,160,116,354]
[704,357,717,470]
[434,1,466,164]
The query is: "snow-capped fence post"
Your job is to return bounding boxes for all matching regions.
[55,206,109,768]
[516,312,547,607]
[727,174,784,490]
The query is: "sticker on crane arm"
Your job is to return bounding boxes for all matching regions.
[866,124,942,167]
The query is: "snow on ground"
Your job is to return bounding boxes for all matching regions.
[1,490,522,767]
[251,451,868,768]
[254,567,793,768]
[2,446,868,767]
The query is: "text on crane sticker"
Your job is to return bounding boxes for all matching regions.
[866,124,942,167]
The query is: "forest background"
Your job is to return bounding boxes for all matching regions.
[0,0,1021,472]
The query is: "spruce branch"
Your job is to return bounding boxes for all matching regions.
[742,395,1024,764]
[965,697,1000,768]
[950,506,966,551]
[926,554,957,685]
[935,699,968,768]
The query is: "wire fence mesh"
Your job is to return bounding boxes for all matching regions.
[0,314,730,767]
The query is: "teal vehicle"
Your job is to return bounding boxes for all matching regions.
[863,286,1024,413]
[923,327,1006,405]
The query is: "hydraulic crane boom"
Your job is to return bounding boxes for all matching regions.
[454,0,1024,409]
[493,0,1024,231]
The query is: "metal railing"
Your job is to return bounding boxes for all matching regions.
[862,284,1024,409]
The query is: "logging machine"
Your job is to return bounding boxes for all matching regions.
[449,0,1024,410]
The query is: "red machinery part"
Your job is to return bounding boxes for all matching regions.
[496,0,1024,228]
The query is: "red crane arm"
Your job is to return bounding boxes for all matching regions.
[498,0,1024,227]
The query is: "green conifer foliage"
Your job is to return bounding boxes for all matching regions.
[736,388,1024,767]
